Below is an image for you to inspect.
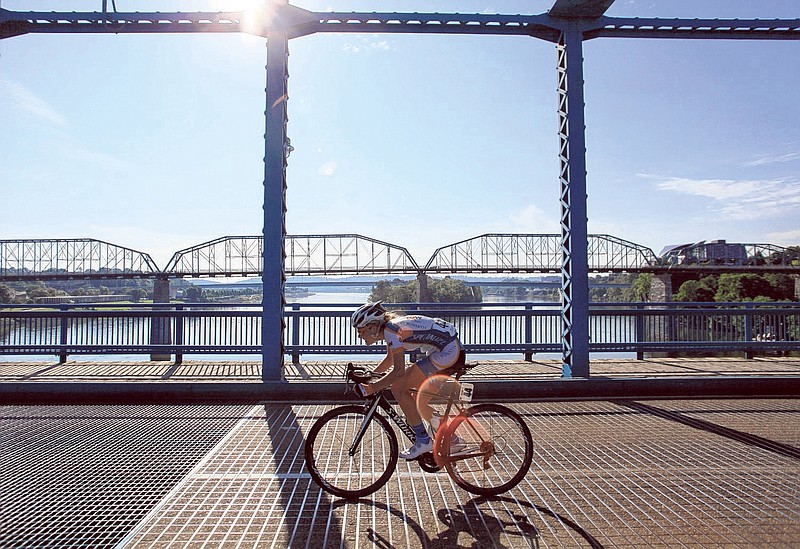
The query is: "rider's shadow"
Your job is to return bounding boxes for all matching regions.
[341,496,544,549]
[435,496,604,549]
[432,498,541,549]
[346,495,604,549]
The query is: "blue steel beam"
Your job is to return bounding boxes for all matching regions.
[556,27,590,378]
[588,17,800,40]
[4,7,799,42]
[262,17,290,382]
[549,0,616,20]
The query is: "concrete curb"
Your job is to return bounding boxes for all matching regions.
[3,376,800,404]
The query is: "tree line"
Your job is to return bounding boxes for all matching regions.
[370,276,482,303]
[672,273,796,302]
[1,272,795,305]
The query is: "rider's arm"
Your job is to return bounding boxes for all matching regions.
[372,348,394,374]
[362,346,405,395]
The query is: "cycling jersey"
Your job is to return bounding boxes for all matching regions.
[383,315,462,373]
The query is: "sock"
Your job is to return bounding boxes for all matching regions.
[430,412,442,433]
[411,423,430,443]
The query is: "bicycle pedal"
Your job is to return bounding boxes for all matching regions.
[416,452,442,473]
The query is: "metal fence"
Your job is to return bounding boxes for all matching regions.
[1,302,798,363]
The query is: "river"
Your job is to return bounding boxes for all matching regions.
[0,292,632,362]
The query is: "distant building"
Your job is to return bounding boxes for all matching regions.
[660,240,748,266]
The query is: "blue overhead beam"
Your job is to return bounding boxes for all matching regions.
[4,8,799,41]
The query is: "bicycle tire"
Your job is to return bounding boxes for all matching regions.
[304,405,398,499]
[439,403,533,496]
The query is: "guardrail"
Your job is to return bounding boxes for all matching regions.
[1,302,798,363]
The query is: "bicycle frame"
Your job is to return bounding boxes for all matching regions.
[350,391,416,457]
[344,361,481,462]
[349,379,476,460]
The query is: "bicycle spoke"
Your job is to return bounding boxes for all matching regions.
[305,406,398,499]
[443,404,533,496]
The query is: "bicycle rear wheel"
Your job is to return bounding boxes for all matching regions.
[439,403,533,496]
[304,405,398,499]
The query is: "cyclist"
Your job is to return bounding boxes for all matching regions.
[351,301,465,459]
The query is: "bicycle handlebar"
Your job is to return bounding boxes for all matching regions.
[345,362,374,384]
[345,362,387,398]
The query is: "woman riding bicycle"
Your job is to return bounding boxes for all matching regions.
[351,301,466,459]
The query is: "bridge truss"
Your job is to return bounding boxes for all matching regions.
[0,239,158,281]
[424,234,659,273]
[4,234,795,280]
[1,0,798,379]
[165,234,419,277]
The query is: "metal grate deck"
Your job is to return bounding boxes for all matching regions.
[0,404,253,549]
[1,400,798,548]
[121,400,800,548]
[2,357,799,383]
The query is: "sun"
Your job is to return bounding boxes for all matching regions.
[202,0,281,38]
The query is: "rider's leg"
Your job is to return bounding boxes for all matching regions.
[391,365,428,427]
[392,366,435,458]
[393,344,463,434]
[410,345,461,426]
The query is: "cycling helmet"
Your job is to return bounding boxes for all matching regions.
[351,301,386,328]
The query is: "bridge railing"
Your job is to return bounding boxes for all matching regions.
[1,302,798,364]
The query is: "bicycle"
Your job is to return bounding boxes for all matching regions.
[304,361,534,499]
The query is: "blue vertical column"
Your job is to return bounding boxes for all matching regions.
[262,28,290,382]
[556,28,590,378]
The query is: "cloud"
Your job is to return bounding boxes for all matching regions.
[649,175,800,220]
[508,204,559,233]
[342,36,392,54]
[63,144,130,171]
[745,151,800,167]
[767,229,800,247]
[1,79,67,127]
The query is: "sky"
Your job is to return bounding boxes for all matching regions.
[1,0,799,270]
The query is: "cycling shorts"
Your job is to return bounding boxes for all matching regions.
[414,339,463,377]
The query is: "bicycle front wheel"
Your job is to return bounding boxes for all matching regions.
[304,405,398,499]
[440,403,533,496]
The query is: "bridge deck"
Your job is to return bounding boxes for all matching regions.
[2,394,799,547]
[2,355,799,383]
[2,356,799,404]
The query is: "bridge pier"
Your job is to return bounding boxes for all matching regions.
[417,273,432,303]
[645,274,674,359]
[149,277,172,361]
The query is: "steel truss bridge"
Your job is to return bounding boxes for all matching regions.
[2,0,798,379]
[1,234,797,281]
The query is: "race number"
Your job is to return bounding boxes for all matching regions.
[459,383,475,403]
